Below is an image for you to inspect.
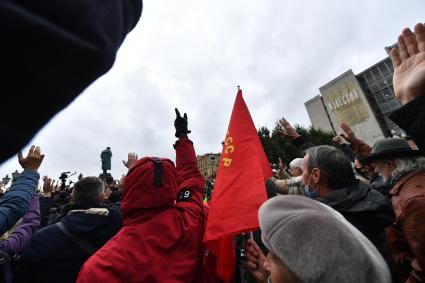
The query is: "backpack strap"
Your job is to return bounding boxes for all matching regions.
[152,157,163,187]
[56,222,97,255]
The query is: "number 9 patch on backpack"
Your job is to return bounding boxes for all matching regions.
[177,189,192,202]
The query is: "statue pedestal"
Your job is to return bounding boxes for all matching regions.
[99,172,113,185]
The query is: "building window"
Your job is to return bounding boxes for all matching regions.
[378,80,388,90]
[370,83,380,93]
[379,64,391,77]
[375,92,386,103]
[363,73,373,84]
[372,69,381,81]
[382,88,393,99]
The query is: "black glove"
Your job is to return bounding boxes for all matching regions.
[174,108,191,137]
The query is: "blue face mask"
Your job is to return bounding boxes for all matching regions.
[304,170,320,199]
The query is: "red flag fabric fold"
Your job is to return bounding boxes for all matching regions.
[203,89,272,282]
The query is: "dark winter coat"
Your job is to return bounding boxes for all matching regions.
[316,181,395,265]
[0,0,143,163]
[14,203,121,283]
[389,94,425,151]
[38,196,53,228]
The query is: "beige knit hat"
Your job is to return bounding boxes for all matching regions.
[259,195,390,283]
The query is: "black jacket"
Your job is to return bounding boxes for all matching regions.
[316,181,395,265]
[369,174,393,197]
[14,203,121,283]
[389,94,425,151]
[1,0,143,163]
[39,196,53,228]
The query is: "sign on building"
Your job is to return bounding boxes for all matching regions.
[323,80,369,126]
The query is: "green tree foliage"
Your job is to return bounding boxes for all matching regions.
[258,122,335,166]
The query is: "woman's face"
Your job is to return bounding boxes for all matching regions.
[263,251,298,283]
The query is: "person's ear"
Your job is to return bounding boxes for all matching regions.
[311,168,321,184]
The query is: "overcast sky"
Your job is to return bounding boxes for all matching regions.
[1,0,424,184]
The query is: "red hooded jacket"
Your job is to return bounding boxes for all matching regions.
[77,138,206,283]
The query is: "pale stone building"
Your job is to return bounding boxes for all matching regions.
[305,49,403,146]
[196,153,220,178]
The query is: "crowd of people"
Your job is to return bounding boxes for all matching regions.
[244,23,425,283]
[0,1,424,282]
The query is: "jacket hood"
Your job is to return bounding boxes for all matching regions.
[61,203,121,237]
[20,203,121,268]
[316,180,395,227]
[121,157,177,222]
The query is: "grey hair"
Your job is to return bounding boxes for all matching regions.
[73,176,105,205]
[391,156,425,178]
[305,145,356,190]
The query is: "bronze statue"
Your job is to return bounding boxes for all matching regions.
[101,147,112,173]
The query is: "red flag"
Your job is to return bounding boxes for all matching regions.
[203,89,272,282]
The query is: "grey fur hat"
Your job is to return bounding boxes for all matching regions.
[259,195,390,283]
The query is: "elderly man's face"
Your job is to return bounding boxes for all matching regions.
[373,160,395,183]
[290,167,302,177]
[301,155,310,186]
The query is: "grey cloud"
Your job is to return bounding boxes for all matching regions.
[1,0,424,180]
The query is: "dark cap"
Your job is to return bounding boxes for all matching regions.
[361,138,423,164]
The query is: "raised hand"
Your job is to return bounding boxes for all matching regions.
[278,118,300,140]
[43,177,54,196]
[246,239,269,283]
[122,152,138,169]
[278,157,285,172]
[340,121,356,142]
[18,145,45,171]
[391,23,425,104]
[174,108,191,137]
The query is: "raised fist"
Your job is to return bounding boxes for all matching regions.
[174,108,191,137]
